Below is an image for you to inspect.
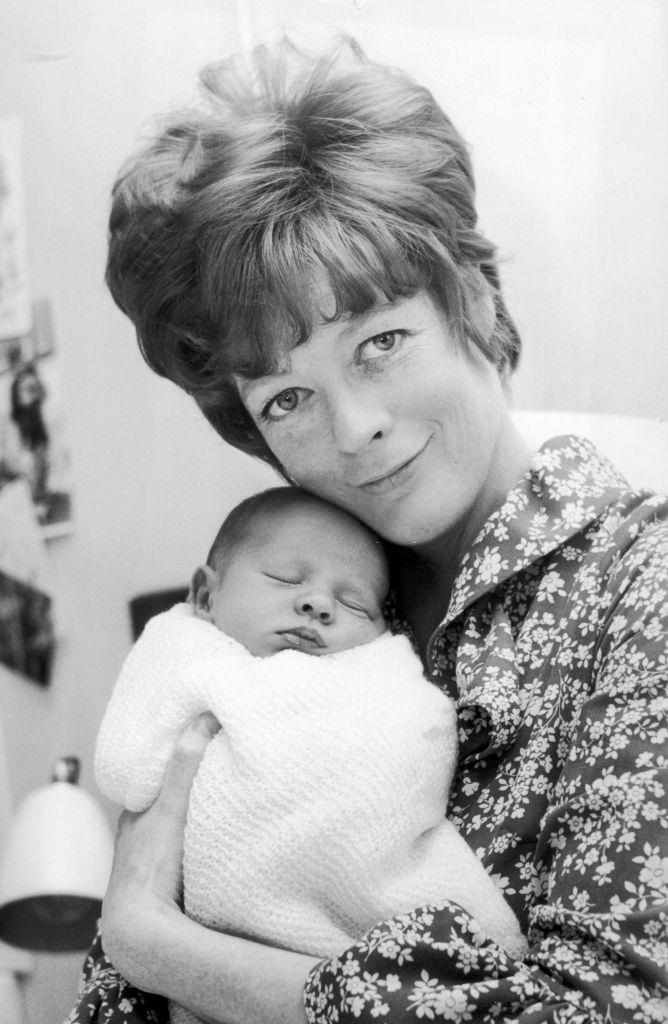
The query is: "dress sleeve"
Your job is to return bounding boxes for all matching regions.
[62,927,169,1024]
[304,525,668,1023]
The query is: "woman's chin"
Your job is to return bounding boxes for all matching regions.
[364,510,455,551]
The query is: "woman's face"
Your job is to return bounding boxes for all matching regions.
[237,288,525,556]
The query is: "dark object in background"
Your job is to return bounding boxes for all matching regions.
[0,568,54,685]
[129,587,188,641]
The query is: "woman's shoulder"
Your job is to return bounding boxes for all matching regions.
[587,486,668,567]
[582,491,668,688]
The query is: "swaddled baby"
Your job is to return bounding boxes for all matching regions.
[95,487,526,1024]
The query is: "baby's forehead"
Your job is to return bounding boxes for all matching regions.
[246,502,388,580]
[253,501,367,550]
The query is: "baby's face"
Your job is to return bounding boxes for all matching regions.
[207,505,388,657]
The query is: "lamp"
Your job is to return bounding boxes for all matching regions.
[0,757,114,952]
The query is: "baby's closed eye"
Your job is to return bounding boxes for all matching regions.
[337,595,376,618]
[263,571,301,585]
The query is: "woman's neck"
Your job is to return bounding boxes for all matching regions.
[391,416,532,661]
[390,550,458,663]
[417,416,530,574]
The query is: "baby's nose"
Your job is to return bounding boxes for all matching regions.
[295,592,335,624]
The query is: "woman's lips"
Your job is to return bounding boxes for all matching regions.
[357,438,430,493]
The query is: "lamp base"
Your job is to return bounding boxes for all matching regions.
[0,895,101,952]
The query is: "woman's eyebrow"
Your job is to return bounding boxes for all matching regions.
[336,301,398,338]
[234,364,293,397]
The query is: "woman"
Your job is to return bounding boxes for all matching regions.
[68,37,667,1023]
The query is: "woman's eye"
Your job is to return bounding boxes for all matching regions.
[358,331,404,362]
[261,387,308,421]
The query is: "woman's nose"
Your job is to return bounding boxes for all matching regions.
[328,386,392,455]
[295,591,335,624]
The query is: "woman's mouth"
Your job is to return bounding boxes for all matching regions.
[357,438,431,494]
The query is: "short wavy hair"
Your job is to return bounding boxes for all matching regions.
[106,36,521,472]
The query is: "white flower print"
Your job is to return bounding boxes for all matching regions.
[474,548,507,585]
[408,974,471,1020]
[538,570,566,602]
[611,983,643,1009]
[636,848,668,892]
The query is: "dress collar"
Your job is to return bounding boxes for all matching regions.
[428,436,629,764]
[442,434,628,629]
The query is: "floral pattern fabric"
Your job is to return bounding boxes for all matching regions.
[304,436,668,1023]
[64,436,668,1024]
[63,927,168,1024]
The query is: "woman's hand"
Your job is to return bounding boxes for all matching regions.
[101,711,220,991]
[101,711,315,1023]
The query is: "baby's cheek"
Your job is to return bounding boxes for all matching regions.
[358,616,386,645]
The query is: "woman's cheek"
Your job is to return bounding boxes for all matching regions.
[263,419,323,480]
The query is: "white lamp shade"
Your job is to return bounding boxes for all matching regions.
[0,769,114,951]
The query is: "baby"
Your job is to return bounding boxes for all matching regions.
[189,485,388,657]
[95,488,526,1024]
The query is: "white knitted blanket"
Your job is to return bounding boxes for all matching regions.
[96,605,526,1022]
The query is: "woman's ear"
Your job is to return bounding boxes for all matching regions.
[190,565,218,621]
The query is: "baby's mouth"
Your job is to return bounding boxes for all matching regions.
[277,626,325,650]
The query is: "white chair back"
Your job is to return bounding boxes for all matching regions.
[514,410,668,495]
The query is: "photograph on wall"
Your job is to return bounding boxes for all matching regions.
[0,299,74,537]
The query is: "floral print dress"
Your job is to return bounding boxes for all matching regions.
[65,436,668,1024]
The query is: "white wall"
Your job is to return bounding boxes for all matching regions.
[0,1,665,1020]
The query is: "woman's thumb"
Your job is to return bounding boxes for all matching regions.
[157,712,221,818]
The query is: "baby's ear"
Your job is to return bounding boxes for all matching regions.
[190,565,218,621]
